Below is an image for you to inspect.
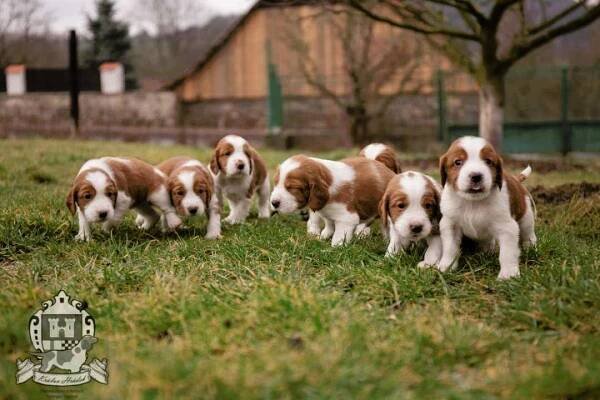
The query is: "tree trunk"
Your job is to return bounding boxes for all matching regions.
[479,73,506,151]
[347,106,371,145]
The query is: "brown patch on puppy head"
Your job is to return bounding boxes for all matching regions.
[210,140,234,175]
[422,177,442,225]
[379,178,409,230]
[244,143,268,199]
[480,144,504,190]
[359,144,401,173]
[439,141,467,189]
[281,156,332,211]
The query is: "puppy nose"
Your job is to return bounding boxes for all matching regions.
[470,173,483,183]
[98,211,108,220]
[271,199,280,209]
[410,224,423,234]
[236,161,245,170]
[188,207,198,215]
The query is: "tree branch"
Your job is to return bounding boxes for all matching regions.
[502,5,600,67]
[347,0,480,41]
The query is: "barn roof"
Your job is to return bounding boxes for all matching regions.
[165,0,335,90]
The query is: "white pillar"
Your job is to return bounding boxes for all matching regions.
[6,64,26,95]
[100,62,124,94]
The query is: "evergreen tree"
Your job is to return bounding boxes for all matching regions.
[85,0,137,89]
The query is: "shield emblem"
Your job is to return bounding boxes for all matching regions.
[29,290,94,351]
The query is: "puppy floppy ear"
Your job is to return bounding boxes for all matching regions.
[495,156,504,190]
[379,192,390,230]
[244,144,254,175]
[308,178,329,211]
[394,158,402,174]
[209,150,220,175]
[66,187,77,215]
[439,154,448,187]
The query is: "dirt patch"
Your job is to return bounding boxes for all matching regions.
[530,182,600,204]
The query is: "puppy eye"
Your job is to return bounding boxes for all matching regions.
[196,188,205,194]
[83,193,92,200]
[224,151,232,156]
[176,190,185,196]
[454,159,463,167]
[484,158,493,166]
[397,203,406,209]
[424,203,433,209]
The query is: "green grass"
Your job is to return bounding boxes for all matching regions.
[1,138,599,399]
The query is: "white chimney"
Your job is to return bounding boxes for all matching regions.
[6,64,26,95]
[100,62,124,94]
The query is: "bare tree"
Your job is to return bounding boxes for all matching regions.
[134,0,206,78]
[282,5,423,145]
[0,0,49,66]
[348,0,600,150]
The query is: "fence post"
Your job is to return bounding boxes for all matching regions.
[436,70,447,143]
[68,30,80,137]
[560,65,571,156]
[266,41,283,136]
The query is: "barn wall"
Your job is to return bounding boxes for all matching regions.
[174,5,474,101]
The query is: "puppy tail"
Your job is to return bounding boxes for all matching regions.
[518,165,532,182]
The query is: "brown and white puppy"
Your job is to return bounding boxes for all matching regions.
[270,155,395,246]
[436,136,535,279]
[66,157,181,241]
[379,171,442,267]
[149,156,221,239]
[304,142,403,237]
[210,135,270,224]
[359,143,401,173]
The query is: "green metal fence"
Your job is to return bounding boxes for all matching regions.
[440,65,600,154]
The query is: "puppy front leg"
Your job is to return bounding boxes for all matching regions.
[320,217,334,240]
[418,235,442,268]
[205,195,222,239]
[134,205,160,230]
[307,210,322,236]
[436,217,461,272]
[103,192,132,232]
[331,222,357,247]
[497,221,521,280]
[385,228,409,257]
[224,198,251,224]
[257,178,271,219]
[149,187,182,231]
[75,208,91,241]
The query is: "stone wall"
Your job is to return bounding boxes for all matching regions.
[0,91,478,150]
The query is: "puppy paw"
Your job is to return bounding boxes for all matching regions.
[224,215,244,225]
[258,209,271,219]
[135,215,145,228]
[205,230,221,240]
[417,261,433,269]
[307,225,321,236]
[164,213,183,231]
[355,224,371,238]
[75,233,90,241]
[320,228,334,240]
[497,268,520,280]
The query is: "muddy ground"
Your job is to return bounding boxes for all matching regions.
[530,182,600,204]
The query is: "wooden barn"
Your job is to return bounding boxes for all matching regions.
[169,0,477,148]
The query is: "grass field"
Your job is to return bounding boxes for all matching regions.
[1,138,599,399]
